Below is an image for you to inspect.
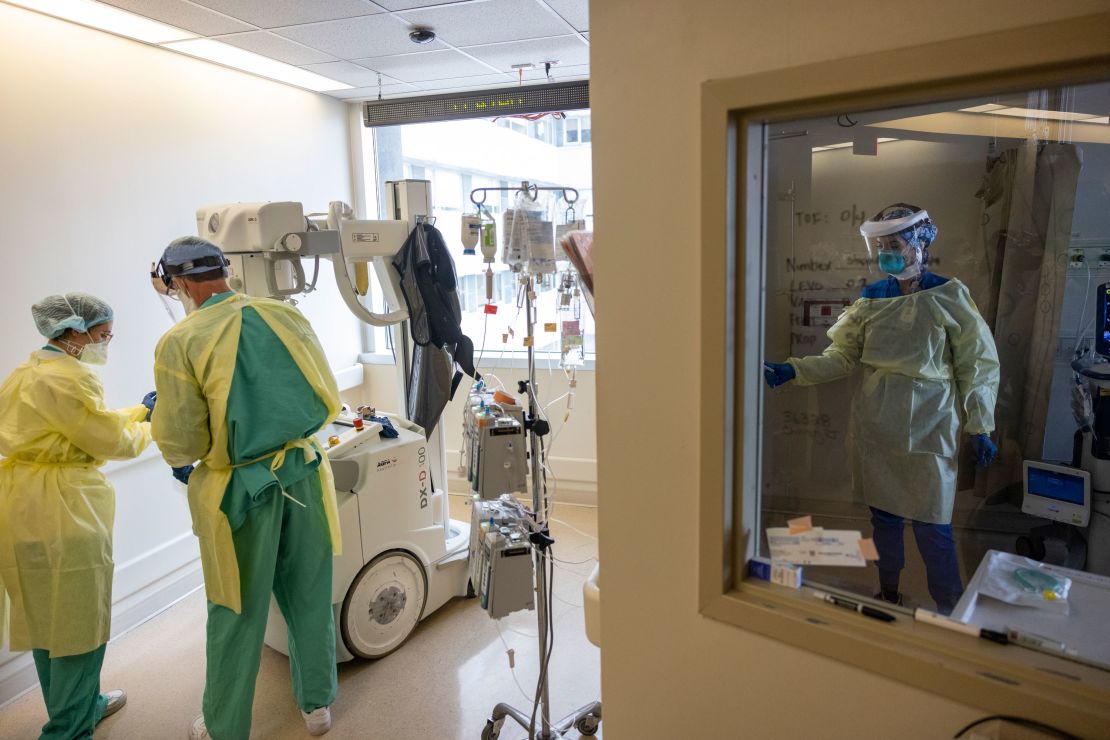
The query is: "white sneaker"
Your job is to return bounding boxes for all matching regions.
[302,706,332,736]
[100,690,126,721]
[188,714,211,740]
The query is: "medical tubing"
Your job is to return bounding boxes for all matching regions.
[494,622,538,706]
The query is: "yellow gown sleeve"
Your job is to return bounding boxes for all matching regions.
[947,284,1000,435]
[34,371,151,460]
[152,336,212,467]
[788,302,866,386]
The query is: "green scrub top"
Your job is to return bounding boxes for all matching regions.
[201,292,329,530]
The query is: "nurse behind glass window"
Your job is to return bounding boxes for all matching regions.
[0,293,152,739]
[763,204,1000,614]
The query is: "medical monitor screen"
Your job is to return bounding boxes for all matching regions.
[1021,462,1090,527]
[1027,467,1086,505]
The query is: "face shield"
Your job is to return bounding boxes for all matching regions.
[860,209,931,277]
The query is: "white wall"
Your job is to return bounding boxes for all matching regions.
[0,5,357,704]
[591,1,1110,738]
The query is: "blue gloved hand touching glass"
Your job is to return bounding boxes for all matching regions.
[973,434,997,467]
[763,362,796,389]
[141,391,157,422]
[171,464,194,484]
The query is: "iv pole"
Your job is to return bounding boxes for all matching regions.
[474,183,601,740]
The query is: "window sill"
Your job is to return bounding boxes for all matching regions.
[701,580,1110,735]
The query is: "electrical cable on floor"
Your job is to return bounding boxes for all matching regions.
[952,716,1078,739]
[552,553,597,565]
[551,591,584,609]
[550,517,597,542]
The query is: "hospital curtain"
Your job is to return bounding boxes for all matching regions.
[966,140,1082,502]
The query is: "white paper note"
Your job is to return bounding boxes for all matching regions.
[766,527,867,567]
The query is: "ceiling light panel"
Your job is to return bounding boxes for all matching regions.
[355,49,494,82]
[959,103,1008,113]
[329,81,419,100]
[274,13,444,59]
[6,0,197,43]
[463,35,589,71]
[399,0,571,46]
[984,106,1107,122]
[190,0,381,29]
[96,0,250,36]
[214,31,339,66]
[163,38,352,91]
[540,0,587,33]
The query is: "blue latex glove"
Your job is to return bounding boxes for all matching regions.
[141,391,157,422]
[973,434,997,467]
[171,464,194,484]
[370,415,400,439]
[763,362,796,389]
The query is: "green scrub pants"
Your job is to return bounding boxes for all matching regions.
[203,473,337,740]
[31,643,109,740]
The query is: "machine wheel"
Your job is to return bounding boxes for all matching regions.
[481,719,500,740]
[340,551,427,659]
[575,714,600,736]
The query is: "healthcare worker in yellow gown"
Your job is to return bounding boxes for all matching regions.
[0,293,152,739]
[764,204,1000,614]
[150,237,343,740]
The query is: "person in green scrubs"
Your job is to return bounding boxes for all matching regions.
[150,238,343,740]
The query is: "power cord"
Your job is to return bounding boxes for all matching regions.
[952,715,1078,739]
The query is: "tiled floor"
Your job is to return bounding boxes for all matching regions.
[0,497,601,740]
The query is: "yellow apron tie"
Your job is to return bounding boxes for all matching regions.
[227,438,319,509]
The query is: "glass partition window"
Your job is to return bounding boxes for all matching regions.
[753,81,1110,658]
[365,116,595,360]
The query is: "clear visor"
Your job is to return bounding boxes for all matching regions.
[863,232,913,259]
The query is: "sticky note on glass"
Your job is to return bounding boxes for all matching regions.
[858,538,880,561]
[544,322,557,332]
[787,515,813,534]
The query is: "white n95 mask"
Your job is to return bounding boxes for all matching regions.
[79,339,109,365]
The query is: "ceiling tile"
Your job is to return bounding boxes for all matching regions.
[98,0,252,35]
[190,0,382,28]
[463,35,588,72]
[300,61,398,87]
[354,49,494,83]
[275,14,444,58]
[398,0,572,46]
[213,31,339,65]
[540,0,587,32]
[413,73,515,91]
[520,63,588,82]
[373,0,471,9]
